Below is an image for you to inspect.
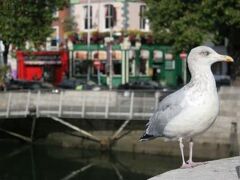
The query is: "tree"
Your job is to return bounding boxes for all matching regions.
[145,0,240,78]
[63,16,78,35]
[0,65,8,89]
[202,0,240,79]
[0,0,68,65]
[145,0,208,51]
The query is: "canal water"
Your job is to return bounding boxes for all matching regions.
[0,140,182,180]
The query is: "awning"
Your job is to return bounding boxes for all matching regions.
[24,61,61,65]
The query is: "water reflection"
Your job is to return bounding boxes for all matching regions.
[0,141,181,180]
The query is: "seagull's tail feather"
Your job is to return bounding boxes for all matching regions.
[139,133,156,142]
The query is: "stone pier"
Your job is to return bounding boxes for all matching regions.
[149,156,240,180]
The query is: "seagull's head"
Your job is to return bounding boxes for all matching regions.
[187,46,234,66]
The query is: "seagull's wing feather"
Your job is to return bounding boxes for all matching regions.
[146,89,186,137]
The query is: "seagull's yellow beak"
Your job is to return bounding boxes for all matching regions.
[225,55,234,63]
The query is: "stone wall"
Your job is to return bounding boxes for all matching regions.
[149,156,240,180]
[45,86,240,159]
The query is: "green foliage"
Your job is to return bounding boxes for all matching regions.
[0,0,68,49]
[145,0,240,52]
[0,65,8,84]
[63,16,78,35]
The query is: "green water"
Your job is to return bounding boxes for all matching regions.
[0,141,181,180]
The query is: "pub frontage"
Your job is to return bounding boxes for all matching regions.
[15,44,186,88]
[16,51,68,85]
[70,44,184,88]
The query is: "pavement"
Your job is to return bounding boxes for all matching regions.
[149,156,240,180]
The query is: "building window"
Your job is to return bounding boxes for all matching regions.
[113,61,121,75]
[70,6,75,16]
[140,5,146,30]
[74,60,92,76]
[53,10,59,18]
[139,58,147,75]
[84,5,92,29]
[50,27,59,47]
[105,4,116,29]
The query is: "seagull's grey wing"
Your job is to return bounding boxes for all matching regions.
[146,89,186,137]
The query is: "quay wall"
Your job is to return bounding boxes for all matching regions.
[0,86,240,159]
[44,86,240,159]
[149,156,240,180]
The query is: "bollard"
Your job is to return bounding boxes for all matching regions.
[229,122,239,156]
[29,105,37,142]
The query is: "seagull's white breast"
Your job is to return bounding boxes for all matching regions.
[163,75,219,139]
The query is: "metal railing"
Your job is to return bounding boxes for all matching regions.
[0,90,164,120]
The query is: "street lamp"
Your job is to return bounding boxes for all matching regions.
[87,0,91,82]
[93,60,101,86]
[131,40,141,76]
[105,37,113,90]
[67,40,73,79]
[0,40,3,65]
[120,37,131,84]
[180,51,188,84]
[87,0,91,47]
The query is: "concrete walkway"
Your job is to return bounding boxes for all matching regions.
[149,156,240,180]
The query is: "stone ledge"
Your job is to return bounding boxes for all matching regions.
[149,156,240,180]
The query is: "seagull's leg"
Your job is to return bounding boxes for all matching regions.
[188,139,194,163]
[179,138,192,168]
[187,138,207,167]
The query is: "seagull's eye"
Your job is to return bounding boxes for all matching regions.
[200,51,210,56]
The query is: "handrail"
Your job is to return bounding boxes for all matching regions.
[0,90,166,120]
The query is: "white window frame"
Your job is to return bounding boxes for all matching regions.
[47,26,59,50]
[84,5,93,30]
[140,5,147,30]
[105,4,115,29]
[53,10,59,18]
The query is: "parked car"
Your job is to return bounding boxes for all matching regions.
[58,79,107,91]
[5,79,56,91]
[118,80,171,92]
[214,75,231,87]
[58,79,84,90]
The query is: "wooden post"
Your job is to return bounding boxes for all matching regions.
[111,118,131,140]
[105,93,110,119]
[58,91,63,117]
[48,116,100,142]
[0,145,30,161]
[25,91,31,117]
[0,128,31,143]
[155,91,160,110]
[61,163,93,180]
[129,92,134,119]
[36,90,41,117]
[112,164,123,180]
[81,95,86,118]
[30,147,37,180]
[30,116,37,142]
[6,92,12,118]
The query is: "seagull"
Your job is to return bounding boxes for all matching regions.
[140,46,233,168]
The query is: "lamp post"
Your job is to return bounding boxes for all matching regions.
[133,40,142,76]
[180,51,188,84]
[108,41,113,90]
[120,37,131,84]
[0,40,3,65]
[67,40,73,79]
[93,60,101,85]
[105,38,113,90]
[87,0,91,82]
[87,0,91,47]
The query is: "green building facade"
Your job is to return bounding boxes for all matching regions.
[69,44,184,88]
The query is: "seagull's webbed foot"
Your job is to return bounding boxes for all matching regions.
[180,163,193,169]
[187,160,207,167]
[186,140,208,168]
